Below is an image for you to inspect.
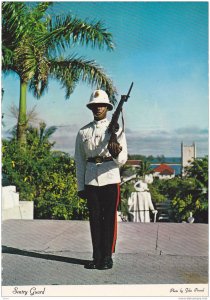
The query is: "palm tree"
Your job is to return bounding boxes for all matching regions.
[2,2,116,145]
[26,122,57,151]
[136,160,152,179]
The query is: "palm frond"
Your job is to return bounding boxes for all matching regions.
[39,122,46,143]
[49,56,117,102]
[13,41,37,81]
[27,54,50,98]
[27,2,53,34]
[2,2,28,48]
[39,15,114,55]
[8,103,40,125]
[39,122,57,145]
[2,46,15,71]
[27,46,50,98]
[29,2,53,20]
[14,38,50,85]
[43,126,57,141]
[29,77,49,99]
[26,105,39,124]
[8,103,19,120]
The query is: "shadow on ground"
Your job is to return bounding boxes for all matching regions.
[2,245,89,266]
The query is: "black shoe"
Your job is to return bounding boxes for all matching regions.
[84,259,100,269]
[98,257,113,270]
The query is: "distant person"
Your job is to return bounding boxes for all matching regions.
[128,174,157,222]
[74,89,127,270]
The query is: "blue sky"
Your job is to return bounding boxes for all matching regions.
[2,1,208,157]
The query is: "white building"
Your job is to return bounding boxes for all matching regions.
[152,164,175,180]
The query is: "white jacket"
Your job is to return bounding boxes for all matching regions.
[74,118,127,191]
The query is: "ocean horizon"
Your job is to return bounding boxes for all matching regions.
[150,157,181,175]
[150,164,181,175]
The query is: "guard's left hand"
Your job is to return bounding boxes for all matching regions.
[108,141,122,158]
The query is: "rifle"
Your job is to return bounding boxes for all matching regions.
[108,82,133,156]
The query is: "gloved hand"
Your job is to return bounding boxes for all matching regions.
[108,140,122,159]
[78,190,87,200]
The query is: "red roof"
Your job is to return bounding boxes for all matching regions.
[153,164,174,175]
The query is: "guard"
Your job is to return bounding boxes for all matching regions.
[74,89,128,270]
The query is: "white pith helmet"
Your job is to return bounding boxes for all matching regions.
[134,181,144,192]
[87,89,113,111]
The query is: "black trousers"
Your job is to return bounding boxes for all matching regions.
[85,184,120,261]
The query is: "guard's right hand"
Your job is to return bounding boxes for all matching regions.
[77,190,87,200]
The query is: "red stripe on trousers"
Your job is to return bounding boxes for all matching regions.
[111,183,121,253]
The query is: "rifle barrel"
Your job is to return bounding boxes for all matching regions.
[108,82,133,133]
[127,82,134,97]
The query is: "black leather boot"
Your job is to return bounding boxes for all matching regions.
[84,259,100,269]
[98,256,113,270]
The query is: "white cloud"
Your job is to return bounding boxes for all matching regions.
[126,126,208,156]
[51,125,208,158]
[50,124,79,155]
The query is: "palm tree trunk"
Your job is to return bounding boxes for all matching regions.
[17,80,27,145]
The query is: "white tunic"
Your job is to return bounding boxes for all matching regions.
[74,118,127,191]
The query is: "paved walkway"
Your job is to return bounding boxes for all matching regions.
[2,220,208,296]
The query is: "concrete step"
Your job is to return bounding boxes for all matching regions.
[2,186,34,220]
[2,186,19,209]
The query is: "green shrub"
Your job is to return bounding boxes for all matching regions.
[2,126,88,220]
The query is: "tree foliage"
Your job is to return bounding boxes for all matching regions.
[159,157,208,222]
[149,179,167,204]
[136,160,152,178]
[2,123,88,220]
[128,154,154,161]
